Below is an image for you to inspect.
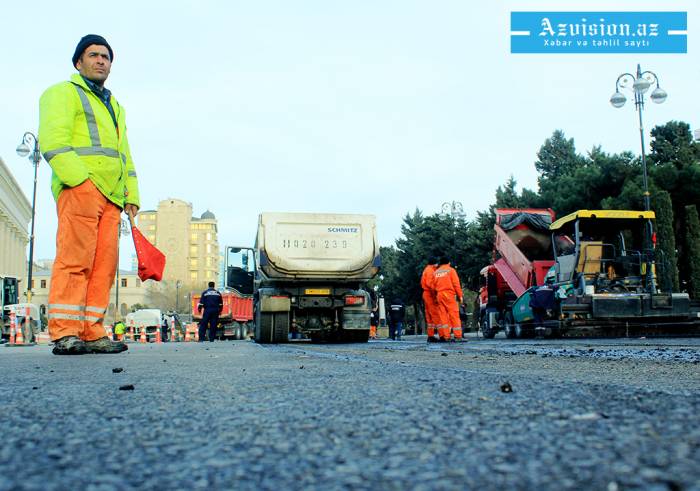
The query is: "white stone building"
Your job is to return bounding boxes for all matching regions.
[0,156,31,293]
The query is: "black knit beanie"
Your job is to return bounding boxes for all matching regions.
[72,34,113,68]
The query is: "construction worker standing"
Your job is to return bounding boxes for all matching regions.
[198,282,223,342]
[113,320,126,341]
[421,256,439,342]
[39,35,139,355]
[433,256,464,341]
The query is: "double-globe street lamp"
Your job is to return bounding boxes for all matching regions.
[610,64,667,212]
[610,65,667,293]
[15,132,41,303]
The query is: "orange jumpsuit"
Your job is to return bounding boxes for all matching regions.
[420,264,438,338]
[433,264,463,340]
[48,180,121,341]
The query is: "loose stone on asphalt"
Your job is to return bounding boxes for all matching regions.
[1,335,699,490]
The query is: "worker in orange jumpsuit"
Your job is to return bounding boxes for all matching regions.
[433,256,464,341]
[420,257,439,343]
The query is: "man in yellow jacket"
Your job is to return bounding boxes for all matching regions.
[39,34,140,355]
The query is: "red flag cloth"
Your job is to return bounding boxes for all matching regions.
[131,224,166,281]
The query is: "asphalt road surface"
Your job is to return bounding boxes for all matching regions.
[1,335,699,491]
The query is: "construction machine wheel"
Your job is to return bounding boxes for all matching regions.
[241,323,250,339]
[503,312,517,339]
[514,322,525,339]
[480,310,497,339]
[233,322,242,340]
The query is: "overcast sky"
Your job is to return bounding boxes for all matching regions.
[1,0,698,269]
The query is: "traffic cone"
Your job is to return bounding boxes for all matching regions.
[140,328,147,343]
[8,312,16,345]
[155,328,162,344]
[193,323,199,342]
[170,317,176,342]
[15,321,24,345]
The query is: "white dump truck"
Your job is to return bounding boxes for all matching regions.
[253,212,380,343]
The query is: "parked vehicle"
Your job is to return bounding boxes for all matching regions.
[1,275,40,342]
[252,212,380,343]
[125,309,162,341]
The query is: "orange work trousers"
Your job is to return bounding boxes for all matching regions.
[436,291,462,340]
[422,290,439,337]
[48,180,121,341]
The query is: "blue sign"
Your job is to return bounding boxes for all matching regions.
[511,12,687,54]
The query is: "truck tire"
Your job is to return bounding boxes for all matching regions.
[255,312,289,344]
[503,312,517,339]
[233,322,242,340]
[480,310,497,339]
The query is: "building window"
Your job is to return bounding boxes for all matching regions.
[190,246,198,255]
[191,233,198,241]
[190,259,198,268]
[121,278,128,287]
[147,225,156,231]
[40,280,47,289]
[190,272,197,281]
[206,233,211,241]
[206,244,211,254]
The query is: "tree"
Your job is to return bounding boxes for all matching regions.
[651,190,679,292]
[535,130,585,183]
[684,205,700,298]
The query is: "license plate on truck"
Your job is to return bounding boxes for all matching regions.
[305,288,330,295]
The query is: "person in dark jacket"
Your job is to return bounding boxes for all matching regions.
[197,282,223,342]
[388,298,406,340]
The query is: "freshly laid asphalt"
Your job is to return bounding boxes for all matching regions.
[1,335,699,491]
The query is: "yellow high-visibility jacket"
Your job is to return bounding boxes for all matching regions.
[38,73,139,209]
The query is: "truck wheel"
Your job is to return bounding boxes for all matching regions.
[241,323,250,339]
[273,312,289,343]
[480,311,496,339]
[255,312,273,343]
[255,312,289,344]
[232,323,241,340]
[503,312,517,339]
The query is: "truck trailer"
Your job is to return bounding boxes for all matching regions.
[253,212,380,343]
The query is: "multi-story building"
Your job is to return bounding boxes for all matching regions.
[0,156,31,297]
[137,199,219,290]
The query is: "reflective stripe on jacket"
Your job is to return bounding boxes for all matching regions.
[39,73,140,209]
[433,265,463,301]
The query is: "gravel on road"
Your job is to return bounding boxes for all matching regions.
[1,336,699,491]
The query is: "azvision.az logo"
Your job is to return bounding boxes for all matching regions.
[511,12,687,54]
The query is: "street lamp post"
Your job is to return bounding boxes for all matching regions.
[441,201,464,262]
[115,219,130,322]
[16,132,41,303]
[610,65,667,293]
[176,280,182,313]
[610,64,667,211]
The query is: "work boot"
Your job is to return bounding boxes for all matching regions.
[52,336,88,355]
[84,337,128,354]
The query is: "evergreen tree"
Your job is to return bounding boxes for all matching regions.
[684,205,700,298]
[651,190,678,292]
